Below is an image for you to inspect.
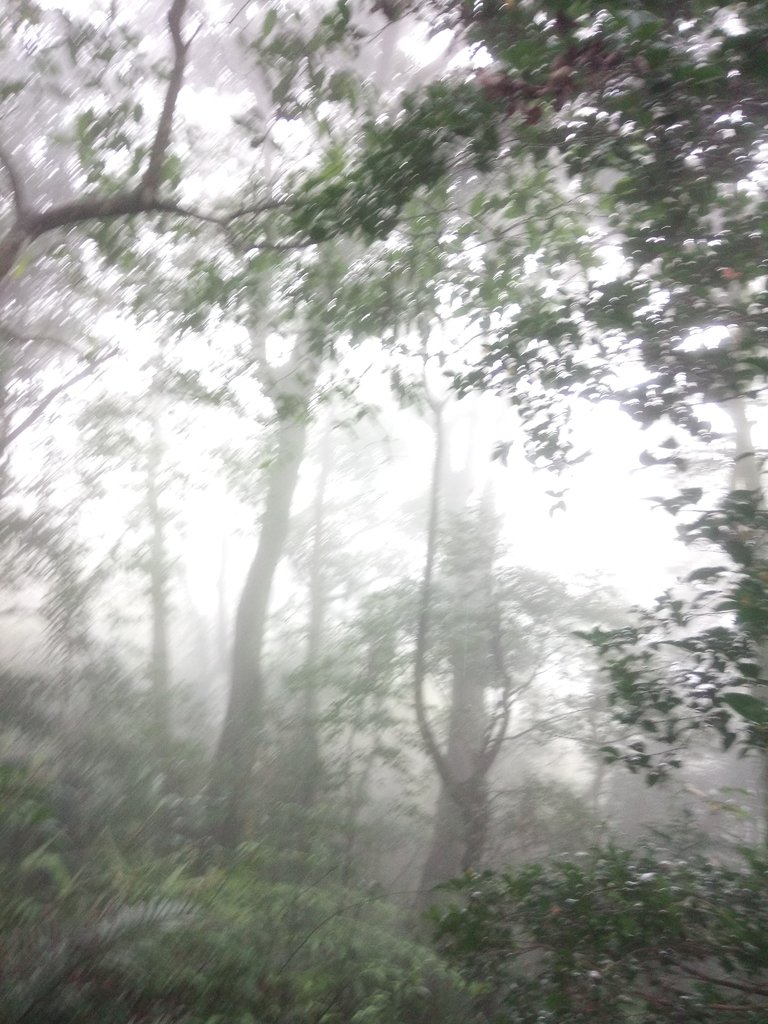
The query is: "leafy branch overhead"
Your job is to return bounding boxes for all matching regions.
[0,0,680,281]
[0,0,196,281]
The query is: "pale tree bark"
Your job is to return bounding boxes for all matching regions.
[419,538,514,890]
[207,345,321,848]
[216,534,231,682]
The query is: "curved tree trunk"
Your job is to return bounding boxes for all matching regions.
[207,357,319,848]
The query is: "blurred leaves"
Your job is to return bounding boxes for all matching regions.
[433,845,768,1024]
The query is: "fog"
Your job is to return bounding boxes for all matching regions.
[2,1,767,1021]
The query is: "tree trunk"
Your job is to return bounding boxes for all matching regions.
[294,425,333,809]
[725,397,768,845]
[207,360,318,848]
[147,387,171,758]
[420,646,490,888]
[0,361,8,502]
[413,396,502,897]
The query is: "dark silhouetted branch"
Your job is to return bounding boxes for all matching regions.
[139,0,192,201]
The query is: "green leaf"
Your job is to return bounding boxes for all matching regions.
[469,192,486,217]
[721,692,768,726]
[0,79,26,103]
[272,71,294,105]
[686,565,727,583]
[261,8,278,40]
[161,153,183,187]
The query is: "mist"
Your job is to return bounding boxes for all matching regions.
[2,1,767,1021]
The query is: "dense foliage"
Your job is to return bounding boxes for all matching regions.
[435,845,768,1023]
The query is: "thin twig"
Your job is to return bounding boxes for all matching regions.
[222,196,293,222]
[671,960,768,998]
[2,354,113,454]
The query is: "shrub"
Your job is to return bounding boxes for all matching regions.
[432,845,768,1023]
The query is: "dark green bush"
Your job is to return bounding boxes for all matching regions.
[432,845,768,1023]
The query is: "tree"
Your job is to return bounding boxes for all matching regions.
[416,501,608,891]
[392,2,768,824]
[206,332,323,847]
[0,0,199,284]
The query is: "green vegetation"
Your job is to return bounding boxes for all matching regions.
[435,845,768,1022]
[2,1,768,1021]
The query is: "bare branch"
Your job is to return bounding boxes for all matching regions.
[139,0,192,200]
[671,960,768,998]
[245,237,318,254]
[0,0,200,284]
[156,201,229,226]
[29,194,253,240]
[222,196,294,223]
[503,710,581,745]
[0,196,216,287]
[22,191,297,245]
[0,0,308,286]
[1,354,113,454]
[29,193,168,236]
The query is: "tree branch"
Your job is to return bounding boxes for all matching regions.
[671,960,768,998]
[223,197,293,222]
[0,144,27,219]
[0,323,87,356]
[477,591,515,773]
[244,236,318,254]
[0,0,196,286]
[28,194,198,236]
[139,0,192,201]
[1,354,112,454]
[0,223,29,284]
